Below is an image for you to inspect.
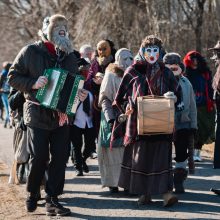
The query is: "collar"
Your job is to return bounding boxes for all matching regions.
[44,41,56,55]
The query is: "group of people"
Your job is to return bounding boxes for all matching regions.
[6,14,220,217]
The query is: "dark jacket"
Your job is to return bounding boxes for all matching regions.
[8,41,79,130]
[8,88,25,116]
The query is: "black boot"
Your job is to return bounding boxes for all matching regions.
[109,187,119,193]
[210,188,220,195]
[82,160,89,173]
[173,168,188,193]
[17,163,26,184]
[45,196,71,216]
[25,191,41,212]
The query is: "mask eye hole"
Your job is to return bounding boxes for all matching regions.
[153,48,158,53]
[146,48,151,53]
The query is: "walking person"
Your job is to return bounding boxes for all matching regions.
[98,48,133,193]
[8,88,28,184]
[163,52,197,193]
[0,62,12,128]
[84,39,117,159]
[209,41,220,169]
[112,35,178,207]
[183,51,215,162]
[8,14,88,216]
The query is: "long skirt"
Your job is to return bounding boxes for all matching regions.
[195,106,215,149]
[98,111,124,187]
[98,146,124,187]
[118,139,173,196]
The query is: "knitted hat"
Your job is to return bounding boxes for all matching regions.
[163,52,185,72]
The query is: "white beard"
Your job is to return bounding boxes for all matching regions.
[51,31,73,54]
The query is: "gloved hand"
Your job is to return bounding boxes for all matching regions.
[108,119,115,131]
[32,76,48,89]
[163,91,177,103]
[78,89,89,102]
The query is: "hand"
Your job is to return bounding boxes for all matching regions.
[93,77,103,85]
[125,104,133,116]
[163,91,177,103]
[78,89,88,102]
[108,119,115,131]
[32,76,48,89]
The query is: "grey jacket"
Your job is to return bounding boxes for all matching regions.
[175,76,197,130]
[8,41,78,130]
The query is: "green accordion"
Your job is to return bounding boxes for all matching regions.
[36,68,84,115]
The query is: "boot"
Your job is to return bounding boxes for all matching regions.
[137,195,152,206]
[173,168,188,193]
[193,149,198,161]
[163,192,178,207]
[45,196,71,216]
[210,188,220,195]
[196,150,202,162]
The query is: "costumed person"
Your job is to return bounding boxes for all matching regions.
[70,57,96,176]
[209,41,220,196]
[0,62,12,128]
[209,41,220,169]
[183,51,215,162]
[84,39,117,159]
[79,44,94,64]
[112,35,178,207]
[8,88,28,184]
[163,52,197,193]
[69,57,91,165]
[98,48,133,193]
[8,14,88,216]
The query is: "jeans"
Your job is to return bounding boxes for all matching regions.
[1,93,9,121]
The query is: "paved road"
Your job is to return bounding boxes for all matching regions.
[0,122,220,219]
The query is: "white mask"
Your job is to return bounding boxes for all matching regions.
[165,64,182,76]
[115,49,133,70]
[143,46,160,64]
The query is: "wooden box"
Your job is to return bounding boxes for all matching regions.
[137,96,174,135]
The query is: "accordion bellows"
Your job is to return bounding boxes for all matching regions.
[137,96,175,135]
[36,68,84,115]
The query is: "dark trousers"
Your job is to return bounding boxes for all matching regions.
[214,112,220,168]
[174,129,194,163]
[27,125,69,197]
[70,124,96,170]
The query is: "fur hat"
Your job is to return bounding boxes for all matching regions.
[163,52,185,72]
[39,14,68,41]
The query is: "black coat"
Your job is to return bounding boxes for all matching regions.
[8,41,79,130]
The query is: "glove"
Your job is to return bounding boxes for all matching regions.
[108,119,115,131]
[163,91,177,103]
